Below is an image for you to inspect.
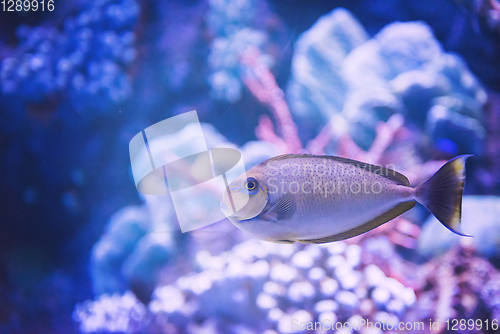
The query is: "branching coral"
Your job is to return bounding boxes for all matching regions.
[241,47,302,154]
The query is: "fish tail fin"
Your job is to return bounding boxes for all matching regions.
[415,155,473,236]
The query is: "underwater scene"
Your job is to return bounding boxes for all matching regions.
[1,0,500,333]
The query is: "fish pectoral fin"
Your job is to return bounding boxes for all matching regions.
[298,201,417,244]
[259,195,295,222]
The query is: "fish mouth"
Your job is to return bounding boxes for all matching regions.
[220,185,268,222]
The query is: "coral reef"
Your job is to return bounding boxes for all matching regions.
[76,238,420,333]
[0,0,139,112]
[0,1,499,333]
[287,8,487,156]
[77,235,500,333]
[90,205,175,298]
[78,7,498,333]
[241,47,302,153]
[73,291,147,333]
[414,246,500,331]
[286,8,368,139]
[206,0,278,102]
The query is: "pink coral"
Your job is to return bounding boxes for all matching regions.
[241,47,413,163]
[241,47,302,154]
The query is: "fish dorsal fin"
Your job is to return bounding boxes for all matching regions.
[259,195,295,222]
[298,201,416,244]
[267,154,409,186]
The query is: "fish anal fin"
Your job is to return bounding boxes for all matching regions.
[298,201,416,244]
[274,240,295,244]
[260,195,295,222]
[267,154,409,186]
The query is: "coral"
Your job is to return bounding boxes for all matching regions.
[287,8,487,155]
[73,291,147,333]
[345,21,486,153]
[413,247,500,330]
[0,0,139,112]
[286,8,368,128]
[241,47,360,157]
[242,47,302,153]
[206,0,277,102]
[209,28,270,102]
[76,238,419,333]
[89,205,175,298]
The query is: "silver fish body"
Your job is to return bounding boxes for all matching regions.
[221,154,470,244]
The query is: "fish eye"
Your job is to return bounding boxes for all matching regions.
[244,177,258,192]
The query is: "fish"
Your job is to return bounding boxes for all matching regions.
[220,154,472,244]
